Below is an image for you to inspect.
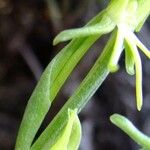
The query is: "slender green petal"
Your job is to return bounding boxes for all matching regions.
[108,27,124,72]
[125,41,135,75]
[31,30,116,150]
[130,32,150,58]
[51,109,81,150]
[110,114,150,149]
[53,17,115,45]
[125,37,143,111]
[135,14,150,32]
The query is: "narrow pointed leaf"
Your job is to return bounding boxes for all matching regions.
[31,31,116,150]
[15,10,106,150]
[110,114,150,149]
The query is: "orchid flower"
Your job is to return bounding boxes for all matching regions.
[107,0,150,111]
[108,23,150,111]
[54,0,150,111]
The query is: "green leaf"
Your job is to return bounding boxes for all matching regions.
[15,9,108,150]
[51,109,81,150]
[110,114,150,149]
[30,31,116,150]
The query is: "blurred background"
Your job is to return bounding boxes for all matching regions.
[0,0,150,149]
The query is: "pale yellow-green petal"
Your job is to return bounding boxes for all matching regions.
[125,36,143,111]
[124,41,135,75]
[108,27,124,72]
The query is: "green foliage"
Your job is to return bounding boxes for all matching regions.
[15,0,150,150]
[30,29,116,150]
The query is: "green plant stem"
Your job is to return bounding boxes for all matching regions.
[31,31,116,150]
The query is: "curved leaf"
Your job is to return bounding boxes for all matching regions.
[31,31,116,150]
[15,9,106,150]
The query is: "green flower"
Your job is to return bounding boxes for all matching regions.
[108,23,150,111]
[54,0,150,111]
[107,0,150,111]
